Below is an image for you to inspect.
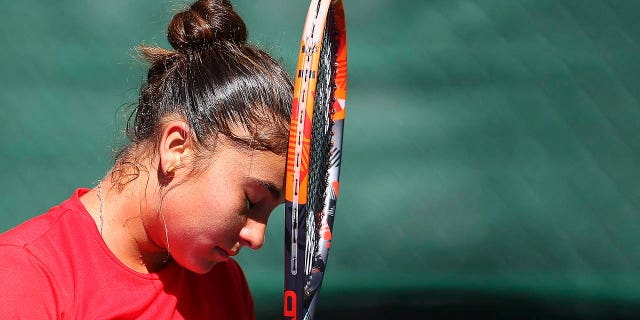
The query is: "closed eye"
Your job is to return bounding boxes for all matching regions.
[248,178,283,203]
[245,196,254,211]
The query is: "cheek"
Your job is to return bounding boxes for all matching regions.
[165,184,245,241]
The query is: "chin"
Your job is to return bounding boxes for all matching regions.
[181,259,219,274]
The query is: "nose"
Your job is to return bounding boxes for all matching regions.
[239,218,266,250]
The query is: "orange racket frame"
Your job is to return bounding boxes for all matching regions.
[284,0,347,319]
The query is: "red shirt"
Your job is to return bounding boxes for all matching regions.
[0,189,255,319]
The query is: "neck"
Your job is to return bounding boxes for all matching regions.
[81,172,171,273]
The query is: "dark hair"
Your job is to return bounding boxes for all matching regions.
[114,0,292,185]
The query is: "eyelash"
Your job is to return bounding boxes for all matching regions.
[245,196,254,210]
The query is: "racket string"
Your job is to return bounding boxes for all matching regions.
[303,4,339,305]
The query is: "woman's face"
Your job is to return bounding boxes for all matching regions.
[157,138,286,274]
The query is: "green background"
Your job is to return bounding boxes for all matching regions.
[2,0,640,318]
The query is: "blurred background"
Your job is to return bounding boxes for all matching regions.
[2,0,640,319]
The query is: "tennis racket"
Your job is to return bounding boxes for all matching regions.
[284,0,347,319]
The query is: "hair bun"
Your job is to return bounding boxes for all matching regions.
[167,0,247,52]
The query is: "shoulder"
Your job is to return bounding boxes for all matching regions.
[0,244,53,282]
[0,189,94,253]
[0,206,80,266]
[0,210,63,246]
[208,259,251,290]
[212,259,254,314]
[178,259,255,319]
[0,193,87,318]
[218,258,247,280]
[0,245,63,317]
[0,189,89,244]
[0,189,93,310]
[195,259,252,296]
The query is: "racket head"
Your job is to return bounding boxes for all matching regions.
[284,0,347,319]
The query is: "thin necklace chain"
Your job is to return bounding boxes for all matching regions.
[97,180,104,235]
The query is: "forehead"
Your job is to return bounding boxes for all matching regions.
[209,136,286,186]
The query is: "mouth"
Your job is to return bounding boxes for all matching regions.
[227,249,239,257]
[216,247,238,259]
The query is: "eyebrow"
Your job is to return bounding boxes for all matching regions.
[249,177,284,202]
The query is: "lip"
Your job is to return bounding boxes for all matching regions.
[216,247,238,259]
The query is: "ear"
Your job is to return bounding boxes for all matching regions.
[158,120,191,177]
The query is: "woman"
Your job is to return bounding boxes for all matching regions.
[0,0,292,318]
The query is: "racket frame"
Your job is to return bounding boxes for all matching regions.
[284,0,347,319]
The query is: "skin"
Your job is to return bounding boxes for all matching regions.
[80,120,285,274]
